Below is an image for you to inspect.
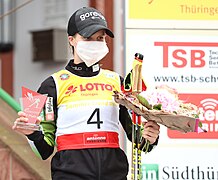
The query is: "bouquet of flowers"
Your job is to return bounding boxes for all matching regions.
[114,85,206,133]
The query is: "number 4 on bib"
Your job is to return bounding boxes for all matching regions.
[87,108,103,129]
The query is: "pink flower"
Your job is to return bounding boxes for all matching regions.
[139,86,180,113]
[138,85,205,133]
[139,85,200,118]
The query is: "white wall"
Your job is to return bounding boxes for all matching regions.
[14,0,89,101]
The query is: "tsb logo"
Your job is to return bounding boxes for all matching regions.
[154,42,218,68]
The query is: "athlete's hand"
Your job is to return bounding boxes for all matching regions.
[12,111,41,135]
[142,121,160,144]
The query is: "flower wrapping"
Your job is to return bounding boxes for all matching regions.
[114,85,205,133]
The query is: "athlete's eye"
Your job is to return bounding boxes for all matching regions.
[97,35,106,41]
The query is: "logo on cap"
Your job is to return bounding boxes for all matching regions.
[80,11,105,21]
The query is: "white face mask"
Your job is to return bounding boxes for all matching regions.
[75,41,109,67]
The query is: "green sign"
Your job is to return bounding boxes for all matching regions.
[141,164,159,180]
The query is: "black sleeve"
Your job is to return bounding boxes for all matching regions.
[37,76,58,116]
[118,75,133,141]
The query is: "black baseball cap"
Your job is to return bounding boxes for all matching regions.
[67,7,114,38]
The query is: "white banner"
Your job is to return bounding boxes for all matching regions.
[125,29,218,180]
[126,29,218,93]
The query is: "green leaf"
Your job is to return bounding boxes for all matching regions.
[194,114,199,118]
[153,104,162,110]
[136,94,152,109]
[198,121,202,128]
